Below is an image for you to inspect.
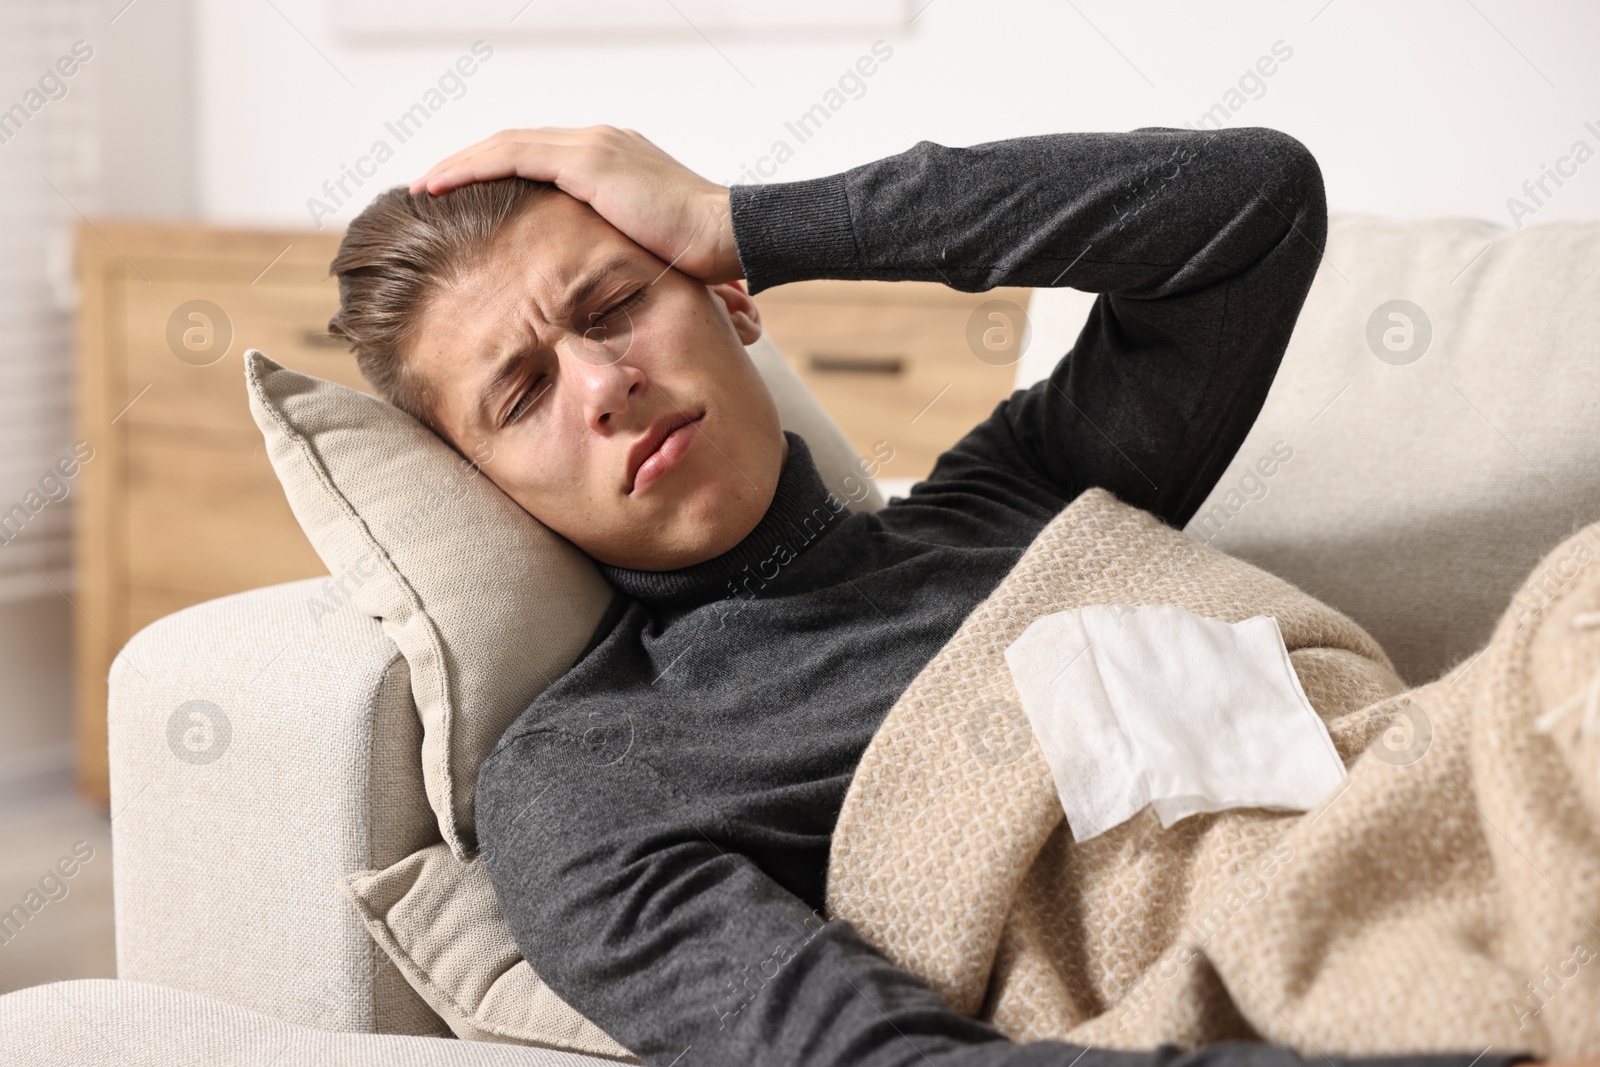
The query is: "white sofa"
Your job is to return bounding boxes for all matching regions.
[3,214,1597,1063]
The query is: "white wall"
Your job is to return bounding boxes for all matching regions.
[195,0,1600,230]
[0,0,195,797]
[92,0,197,219]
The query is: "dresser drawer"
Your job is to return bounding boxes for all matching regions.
[122,430,325,603]
[754,281,1033,480]
[117,275,368,439]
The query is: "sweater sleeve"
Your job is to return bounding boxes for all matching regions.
[475,729,1536,1067]
[729,126,1326,531]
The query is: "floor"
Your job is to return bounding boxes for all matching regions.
[0,787,116,995]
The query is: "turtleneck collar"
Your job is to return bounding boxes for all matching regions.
[600,430,848,609]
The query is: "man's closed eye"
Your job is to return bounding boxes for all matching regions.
[581,287,647,341]
[505,374,553,426]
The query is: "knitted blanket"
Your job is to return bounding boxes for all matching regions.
[827,488,1600,1059]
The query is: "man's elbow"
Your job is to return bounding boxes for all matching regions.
[1244,127,1328,245]
[1200,126,1328,281]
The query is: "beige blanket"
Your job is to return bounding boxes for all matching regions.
[827,488,1600,1059]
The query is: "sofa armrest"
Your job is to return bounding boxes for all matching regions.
[0,979,620,1066]
[108,578,444,1035]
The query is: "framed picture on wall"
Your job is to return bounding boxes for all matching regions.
[331,0,910,42]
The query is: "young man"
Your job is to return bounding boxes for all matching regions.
[327,126,1546,1066]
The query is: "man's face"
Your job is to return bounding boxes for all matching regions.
[405,189,787,571]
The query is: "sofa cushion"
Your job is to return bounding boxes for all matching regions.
[245,333,882,858]
[0,979,626,1066]
[1022,215,1600,686]
[339,844,636,1060]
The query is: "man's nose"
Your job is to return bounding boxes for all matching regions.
[562,339,646,430]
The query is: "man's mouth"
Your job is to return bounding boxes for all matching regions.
[626,411,705,495]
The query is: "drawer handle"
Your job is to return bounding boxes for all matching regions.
[301,329,348,348]
[807,353,904,375]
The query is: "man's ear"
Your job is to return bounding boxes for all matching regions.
[708,279,762,345]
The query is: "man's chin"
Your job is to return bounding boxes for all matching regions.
[590,452,778,570]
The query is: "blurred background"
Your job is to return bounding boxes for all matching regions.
[2,0,1598,995]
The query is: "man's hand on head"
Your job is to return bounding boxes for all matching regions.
[408,125,742,285]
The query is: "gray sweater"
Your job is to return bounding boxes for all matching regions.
[476,127,1535,1067]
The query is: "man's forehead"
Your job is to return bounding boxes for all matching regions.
[486,190,638,298]
[448,196,644,343]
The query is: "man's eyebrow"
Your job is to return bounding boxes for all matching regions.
[473,252,641,429]
[564,251,640,320]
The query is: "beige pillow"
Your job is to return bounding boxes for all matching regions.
[246,351,615,860]
[338,844,637,1061]
[246,335,885,859]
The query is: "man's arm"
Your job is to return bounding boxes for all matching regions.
[729,126,1326,531]
[412,126,1318,535]
[477,726,1535,1067]
[478,728,1020,1067]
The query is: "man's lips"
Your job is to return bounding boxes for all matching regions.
[626,411,705,495]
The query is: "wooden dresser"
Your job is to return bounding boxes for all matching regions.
[73,222,1031,803]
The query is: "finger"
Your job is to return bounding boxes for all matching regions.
[413,136,563,194]
[419,140,591,197]
[409,129,565,193]
[409,128,595,193]
[408,129,523,193]
[410,125,633,194]
[415,140,562,194]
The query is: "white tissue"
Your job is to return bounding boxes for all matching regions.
[1002,604,1346,842]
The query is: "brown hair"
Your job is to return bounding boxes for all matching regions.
[326,178,552,431]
